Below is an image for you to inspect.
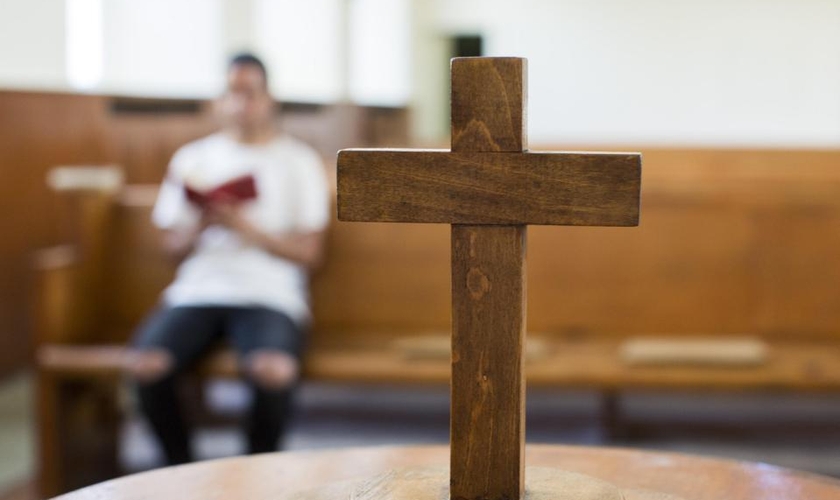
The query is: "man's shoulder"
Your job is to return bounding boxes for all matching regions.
[272,134,321,160]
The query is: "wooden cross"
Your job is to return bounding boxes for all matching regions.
[337,57,641,500]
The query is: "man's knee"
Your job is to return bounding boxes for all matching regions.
[128,349,175,384]
[245,350,299,390]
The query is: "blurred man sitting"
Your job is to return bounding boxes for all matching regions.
[128,53,329,465]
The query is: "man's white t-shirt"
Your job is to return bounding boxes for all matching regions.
[152,132,330,325]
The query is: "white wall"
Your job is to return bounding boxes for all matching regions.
[101,0,225,97]
[0,0,414,105]
[223,0,256,57]
[0,0,66,90]
[0,0,228,96]
[253,0,344,102]
[349,0,412,106]
[252,0,413,104]
[3,0,839,148]
[422,0,840,147]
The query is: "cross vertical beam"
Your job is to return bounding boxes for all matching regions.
[451,225,526,500]
[449,57,528,500]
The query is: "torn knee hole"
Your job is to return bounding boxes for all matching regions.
[247,351,299,389]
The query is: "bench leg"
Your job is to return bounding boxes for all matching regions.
[37,372,122,498]
[36,370,63,499]
[601,390,628,442]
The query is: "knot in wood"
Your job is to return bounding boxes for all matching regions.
[452,119,502,152]
[466,267,491,300]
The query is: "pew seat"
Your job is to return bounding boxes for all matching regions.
[38,337,840,390]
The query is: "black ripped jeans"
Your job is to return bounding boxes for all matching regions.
[132,305,304,465]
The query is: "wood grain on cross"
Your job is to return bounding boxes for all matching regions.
[337,57,641,500]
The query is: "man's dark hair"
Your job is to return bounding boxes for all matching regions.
[229,52,269,88]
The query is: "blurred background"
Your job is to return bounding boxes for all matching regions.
[3,0,840,499]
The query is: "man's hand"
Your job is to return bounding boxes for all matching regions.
[206,201,326,270]
[206,200,256,237]
[160,216,211,262]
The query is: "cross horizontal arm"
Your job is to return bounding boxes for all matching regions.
[337,149,641,226]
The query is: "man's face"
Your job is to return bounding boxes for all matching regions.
[219,64,274,130]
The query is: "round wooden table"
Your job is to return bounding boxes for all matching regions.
[53,445,840,500]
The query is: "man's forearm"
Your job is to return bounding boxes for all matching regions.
[241,228,325,270]
[160,226,203,262]
[203,204,326,269]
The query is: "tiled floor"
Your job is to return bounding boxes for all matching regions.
[3,375,840,497]
[123,381,840,477]
[0,375,32,494]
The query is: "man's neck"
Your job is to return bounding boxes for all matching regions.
[227,123,277,145]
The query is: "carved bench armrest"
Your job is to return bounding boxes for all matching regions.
[38,344,240,379]
[33,245,79,271]
[38,344,128,378]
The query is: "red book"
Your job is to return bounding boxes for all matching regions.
[184,175,258,208]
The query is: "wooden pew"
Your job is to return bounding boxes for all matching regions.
[33,150,840,496]
[0,89,409,378]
